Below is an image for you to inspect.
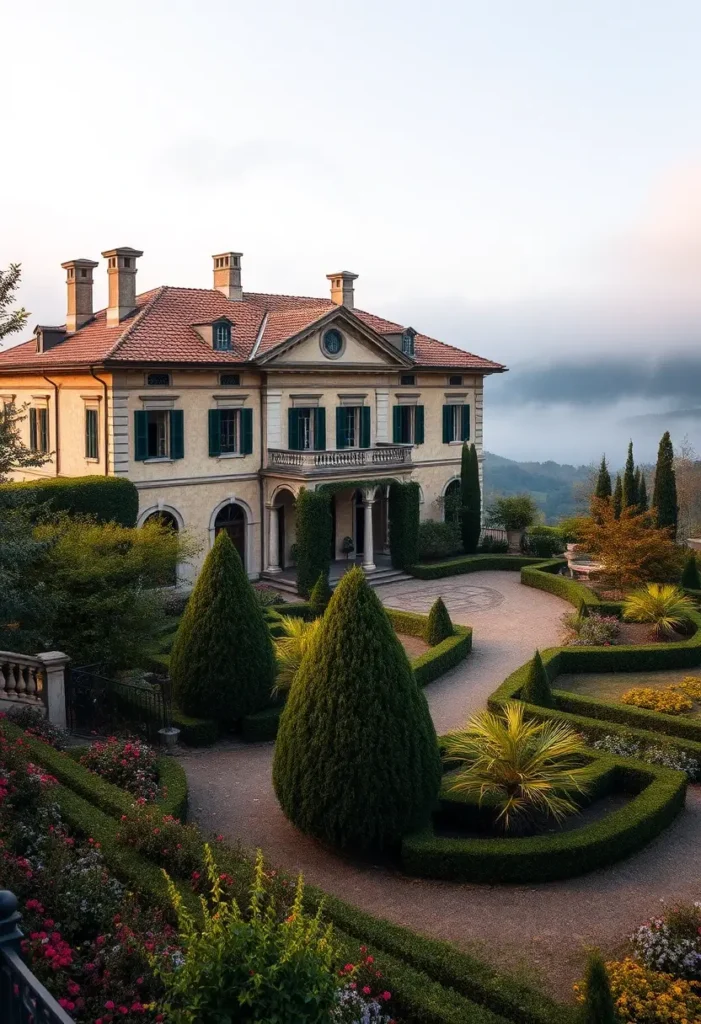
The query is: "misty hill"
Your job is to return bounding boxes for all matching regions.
[483,451,593,523]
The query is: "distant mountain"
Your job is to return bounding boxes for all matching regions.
[483,451,594,523]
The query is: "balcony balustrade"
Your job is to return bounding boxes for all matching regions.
[267,443,412,475]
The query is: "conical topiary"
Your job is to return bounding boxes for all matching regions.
[582,951,618,1024]
[623,441,638,509]
[273,567,441,852]
[520,650,553,707]
[652,430,678,538]
[426,596,454,645]
[612,475,623,520]
[594,456,612,500]
[681,553,701,590]
[170,530,276,721]
[309,571,333,616]
[460,442,481,554]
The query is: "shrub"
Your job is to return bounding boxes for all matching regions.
[442,702,593,833]
[580,951,617,1024]
[478,536,509,554]
[426,597,454,646]
[560,611,620,647]
[460,442,481,554]
[80,736,159,801]
[153,846,340,1024]
[4,705,67,749]
[674,676,701,701]
[681,553,701,590]
[170,531,276,721]
[0,475,139,526]
[621,688,693,715]
[521,650,553,707]
[389,482,420,570]
[116,804,204,877]
[591,734,701,780]
[417,519,461,560]
[631,902,701,981]
[273,615,321,693]
[273,567,441,852]
[523,533,565,558]
[295,488,333,597]
[623,584,696,639]
[309,572,333,616]
[580,500,684,591]
[603,958,701,1023]
[253,585,284,609]
[487,494,538,531]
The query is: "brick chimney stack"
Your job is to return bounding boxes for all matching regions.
[212,252,243,301]
[327,271,358,309]
[61,258,99,332]
[101,247,144,325]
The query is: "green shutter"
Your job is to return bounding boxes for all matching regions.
[442,405,452,444]
[134,410,148,461]
[314,407,326,450]
[361,406,371,449]
[39,409,48,452]
[335,407,346,449]
[241,408,253,455]
[461,404,470,441]
[170,410,184,459]
[392,406,402,443]
[414,405,424,445]
[288,408,300,450]
[29,408,37,451]
[208,409,221,457]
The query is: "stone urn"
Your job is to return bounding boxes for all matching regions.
[158,726,180,749]
[506,529,524,554]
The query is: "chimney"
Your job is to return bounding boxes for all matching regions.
[101,247,144,325]
[326,271,358,309]
[61,258,99,332]
[212,252,243,301]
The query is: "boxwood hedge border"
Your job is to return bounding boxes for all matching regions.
[409,554,544,580]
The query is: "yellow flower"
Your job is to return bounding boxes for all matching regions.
[620,688,693,715]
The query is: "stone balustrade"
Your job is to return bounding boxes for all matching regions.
[0,651,69,728]
[267,444,412,474]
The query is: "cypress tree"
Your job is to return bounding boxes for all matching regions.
[681,553,701,590]
[594,456,612,500]
[582,950,618,1024]
[170,530,276,721]
[520,650,553,707]
[309,571,333,616]
[652,431,679,538]
[622,441,638,509]
[638,472,648,513]
[295,488,333,597]
[426,596,454,645]
[612,475,623,520]
[273,567,441,852]
[460,442,481,554]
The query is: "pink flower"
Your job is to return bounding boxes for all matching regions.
[363,986,371,995]
[104,1001,115,1010]
[382,991,392,1001]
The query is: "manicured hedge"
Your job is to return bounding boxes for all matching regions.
[295,488,332,597]
[241,704,285,742]
[385,608,473,687]
[171,707,219,747]
[410,555,544,580]
[389,481,421,570]
[0,475,139,526]
[402,754,686,884]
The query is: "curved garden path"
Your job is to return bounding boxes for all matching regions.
[178,571,701,1000]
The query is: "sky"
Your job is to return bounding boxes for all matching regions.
[2,0,701,466]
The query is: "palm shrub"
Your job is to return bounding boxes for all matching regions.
[273,615,321,693]
[623,583,695,640]
[152,846,339,1024]
[581,950,618,1024]
[170,531,276,721]
[681,553,701,590]
[309,571,333,616]
[426,596,453,645]
[520,650,553,707]
[273,567,441,852]
[443,702,594,833]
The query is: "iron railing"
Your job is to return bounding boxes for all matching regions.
[66,665,172,742]
[0,890,74,1023]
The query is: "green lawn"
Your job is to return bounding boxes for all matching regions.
[557,667,701,719]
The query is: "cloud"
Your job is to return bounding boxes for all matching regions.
[159,137,328,185]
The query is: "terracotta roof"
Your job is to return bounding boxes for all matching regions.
[0,285,505,372]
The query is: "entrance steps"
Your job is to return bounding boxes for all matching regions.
[259,564,411,598]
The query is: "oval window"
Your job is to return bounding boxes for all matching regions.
[322,329,343,357]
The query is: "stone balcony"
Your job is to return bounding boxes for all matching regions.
[266,443,413,477]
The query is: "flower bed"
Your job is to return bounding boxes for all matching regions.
[620,687,694,715]
[80,736,159,801]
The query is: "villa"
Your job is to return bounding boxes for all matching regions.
[0,248,506,580]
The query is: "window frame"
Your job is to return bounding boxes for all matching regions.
[321,328,345,360]
[400,374,416,386]
[213,322,232,351]
[29,407,49,453]
[219,373,241,387]
[146,409,170,459]
[84,407,99,460]
[219,408,240,454]
[146,372,171,387]
[448,374,463,386]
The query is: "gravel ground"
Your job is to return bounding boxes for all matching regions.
[178,571,701,1001]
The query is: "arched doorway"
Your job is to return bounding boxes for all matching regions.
[144,510,179,532]
[214,502,247,569]
[444,479,461,524]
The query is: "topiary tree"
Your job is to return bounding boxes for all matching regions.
[520,650,553,708]
[622,441,638,509]
[594,456,612,500]
[170,530,276,721]
[681,552,701,590]
[652,430,679,538]
[389,481,420,570]
[460,442,481,554]
[273,567,441,852]
[309,571,332,616]
[295,488,332,598]
[426,596,454,645]
[581,950,618,1024]
[612,474,623,520]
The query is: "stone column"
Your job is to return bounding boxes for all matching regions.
[266,504,281,573]
[36,651,70,729]
[362,490,376,571]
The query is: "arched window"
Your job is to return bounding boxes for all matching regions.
[144,510,179,532]
[214,502,246,569]
[444,479,461,524]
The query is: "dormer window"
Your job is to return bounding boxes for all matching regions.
[402,328,416,358]
[214,321,233,351]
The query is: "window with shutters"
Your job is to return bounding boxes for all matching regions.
[29,407,49,453]
[442,403,470,443]
[344,407,360,448]
[392,404,424,445]
[146,411,169,458]
[219,409,239,453]
[208,407,253,457]
[85,408,99,460]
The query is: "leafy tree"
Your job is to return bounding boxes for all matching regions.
[622,441,638,509]
[0,263,29,342]
[273,567,441,852]
[426,596,453,645]
[681,552,701,590]
[171,530,276,720]
[580,499,683,592]
[0,402,51,481]
[0,503,52,652]
[487,494,538,531]
[652,431,679,538]
[581,950,618,1024]
[520,650,553,707]
[594,456,612,500]
[638,471,648,513]
[612,475,623,520]
[309,572,332,616]
[460,442,481,553]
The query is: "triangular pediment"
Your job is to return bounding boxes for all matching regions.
[256,307,414,368]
